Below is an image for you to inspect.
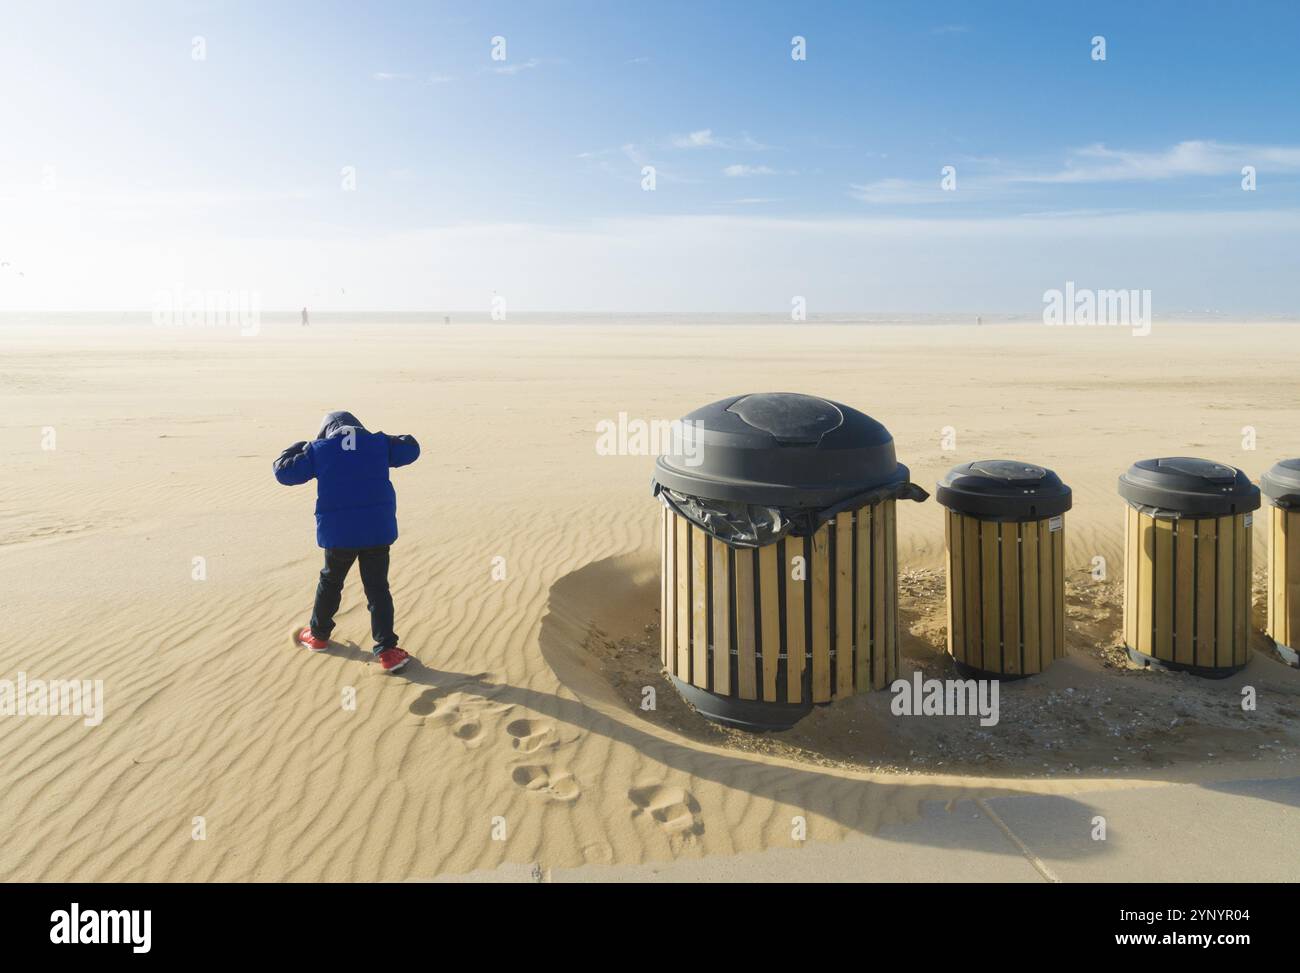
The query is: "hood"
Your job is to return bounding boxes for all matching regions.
[316,411,367,440]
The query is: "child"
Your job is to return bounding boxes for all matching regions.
[273,411,421,673]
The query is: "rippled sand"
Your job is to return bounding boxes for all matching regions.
[3,317,1298,880]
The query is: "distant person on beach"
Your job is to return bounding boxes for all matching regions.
[273,411,421,673]
[301,307,309,327]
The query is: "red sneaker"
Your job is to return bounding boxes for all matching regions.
[296,626,329,652]
[377,647,412,673]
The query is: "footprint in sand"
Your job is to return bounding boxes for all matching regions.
[628,784,704,836]
[407,671,503,716]
[505,718,556,754]
[417,691,513,748]
[511,764,580,803]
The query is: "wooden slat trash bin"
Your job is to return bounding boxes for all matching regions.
[1118,457,1259,678]
[936,460,1072,679]
[652,392,928,731]
[1261,459,1300,668]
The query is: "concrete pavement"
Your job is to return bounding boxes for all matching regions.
[433,775,1300,882]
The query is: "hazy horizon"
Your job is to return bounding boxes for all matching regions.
[3,310,1297,325]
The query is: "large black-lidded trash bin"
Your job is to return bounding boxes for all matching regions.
[1119,457,1259,677]
[653,392,927,730]
[936,460,1072,679]
[1261,459,1300,667]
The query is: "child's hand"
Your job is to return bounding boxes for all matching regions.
[388,434,420,469]
[273,441,316,485]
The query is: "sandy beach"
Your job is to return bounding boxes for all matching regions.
[2,317,1299,882]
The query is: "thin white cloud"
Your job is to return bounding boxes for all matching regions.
[933,24,971,34]
[671,129,769,150]
[1019,140,1300,183]
[848,177,953,204]
[493,57,542,76]
[723,164,778,177]
[372,71,455,84]
[575,145,633,161]
[1015,207,1137,219]
[673,129,716,148]
[584,130,773,170]
[848,140,1300,205]
[954,154,1002,167]
[575,143,695,185]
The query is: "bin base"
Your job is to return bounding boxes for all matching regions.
[1125,646,1244,679]
[1271,639,1299,668]
[952,659,1032,682]
[669,676,813,732]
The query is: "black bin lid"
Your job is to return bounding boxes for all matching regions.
[1118,457,1260,516]
[1261,458,1300,508]
[652,392,909,506]
[936,460,1072,521]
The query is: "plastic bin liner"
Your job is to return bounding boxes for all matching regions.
[653,479,928,549]
[1120,501,1192,521]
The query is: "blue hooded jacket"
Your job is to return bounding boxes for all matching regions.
[273,411,420,549]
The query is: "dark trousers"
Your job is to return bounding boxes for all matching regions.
[310,546,398,653]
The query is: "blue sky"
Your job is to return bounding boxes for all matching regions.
[1,0,1298,311]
